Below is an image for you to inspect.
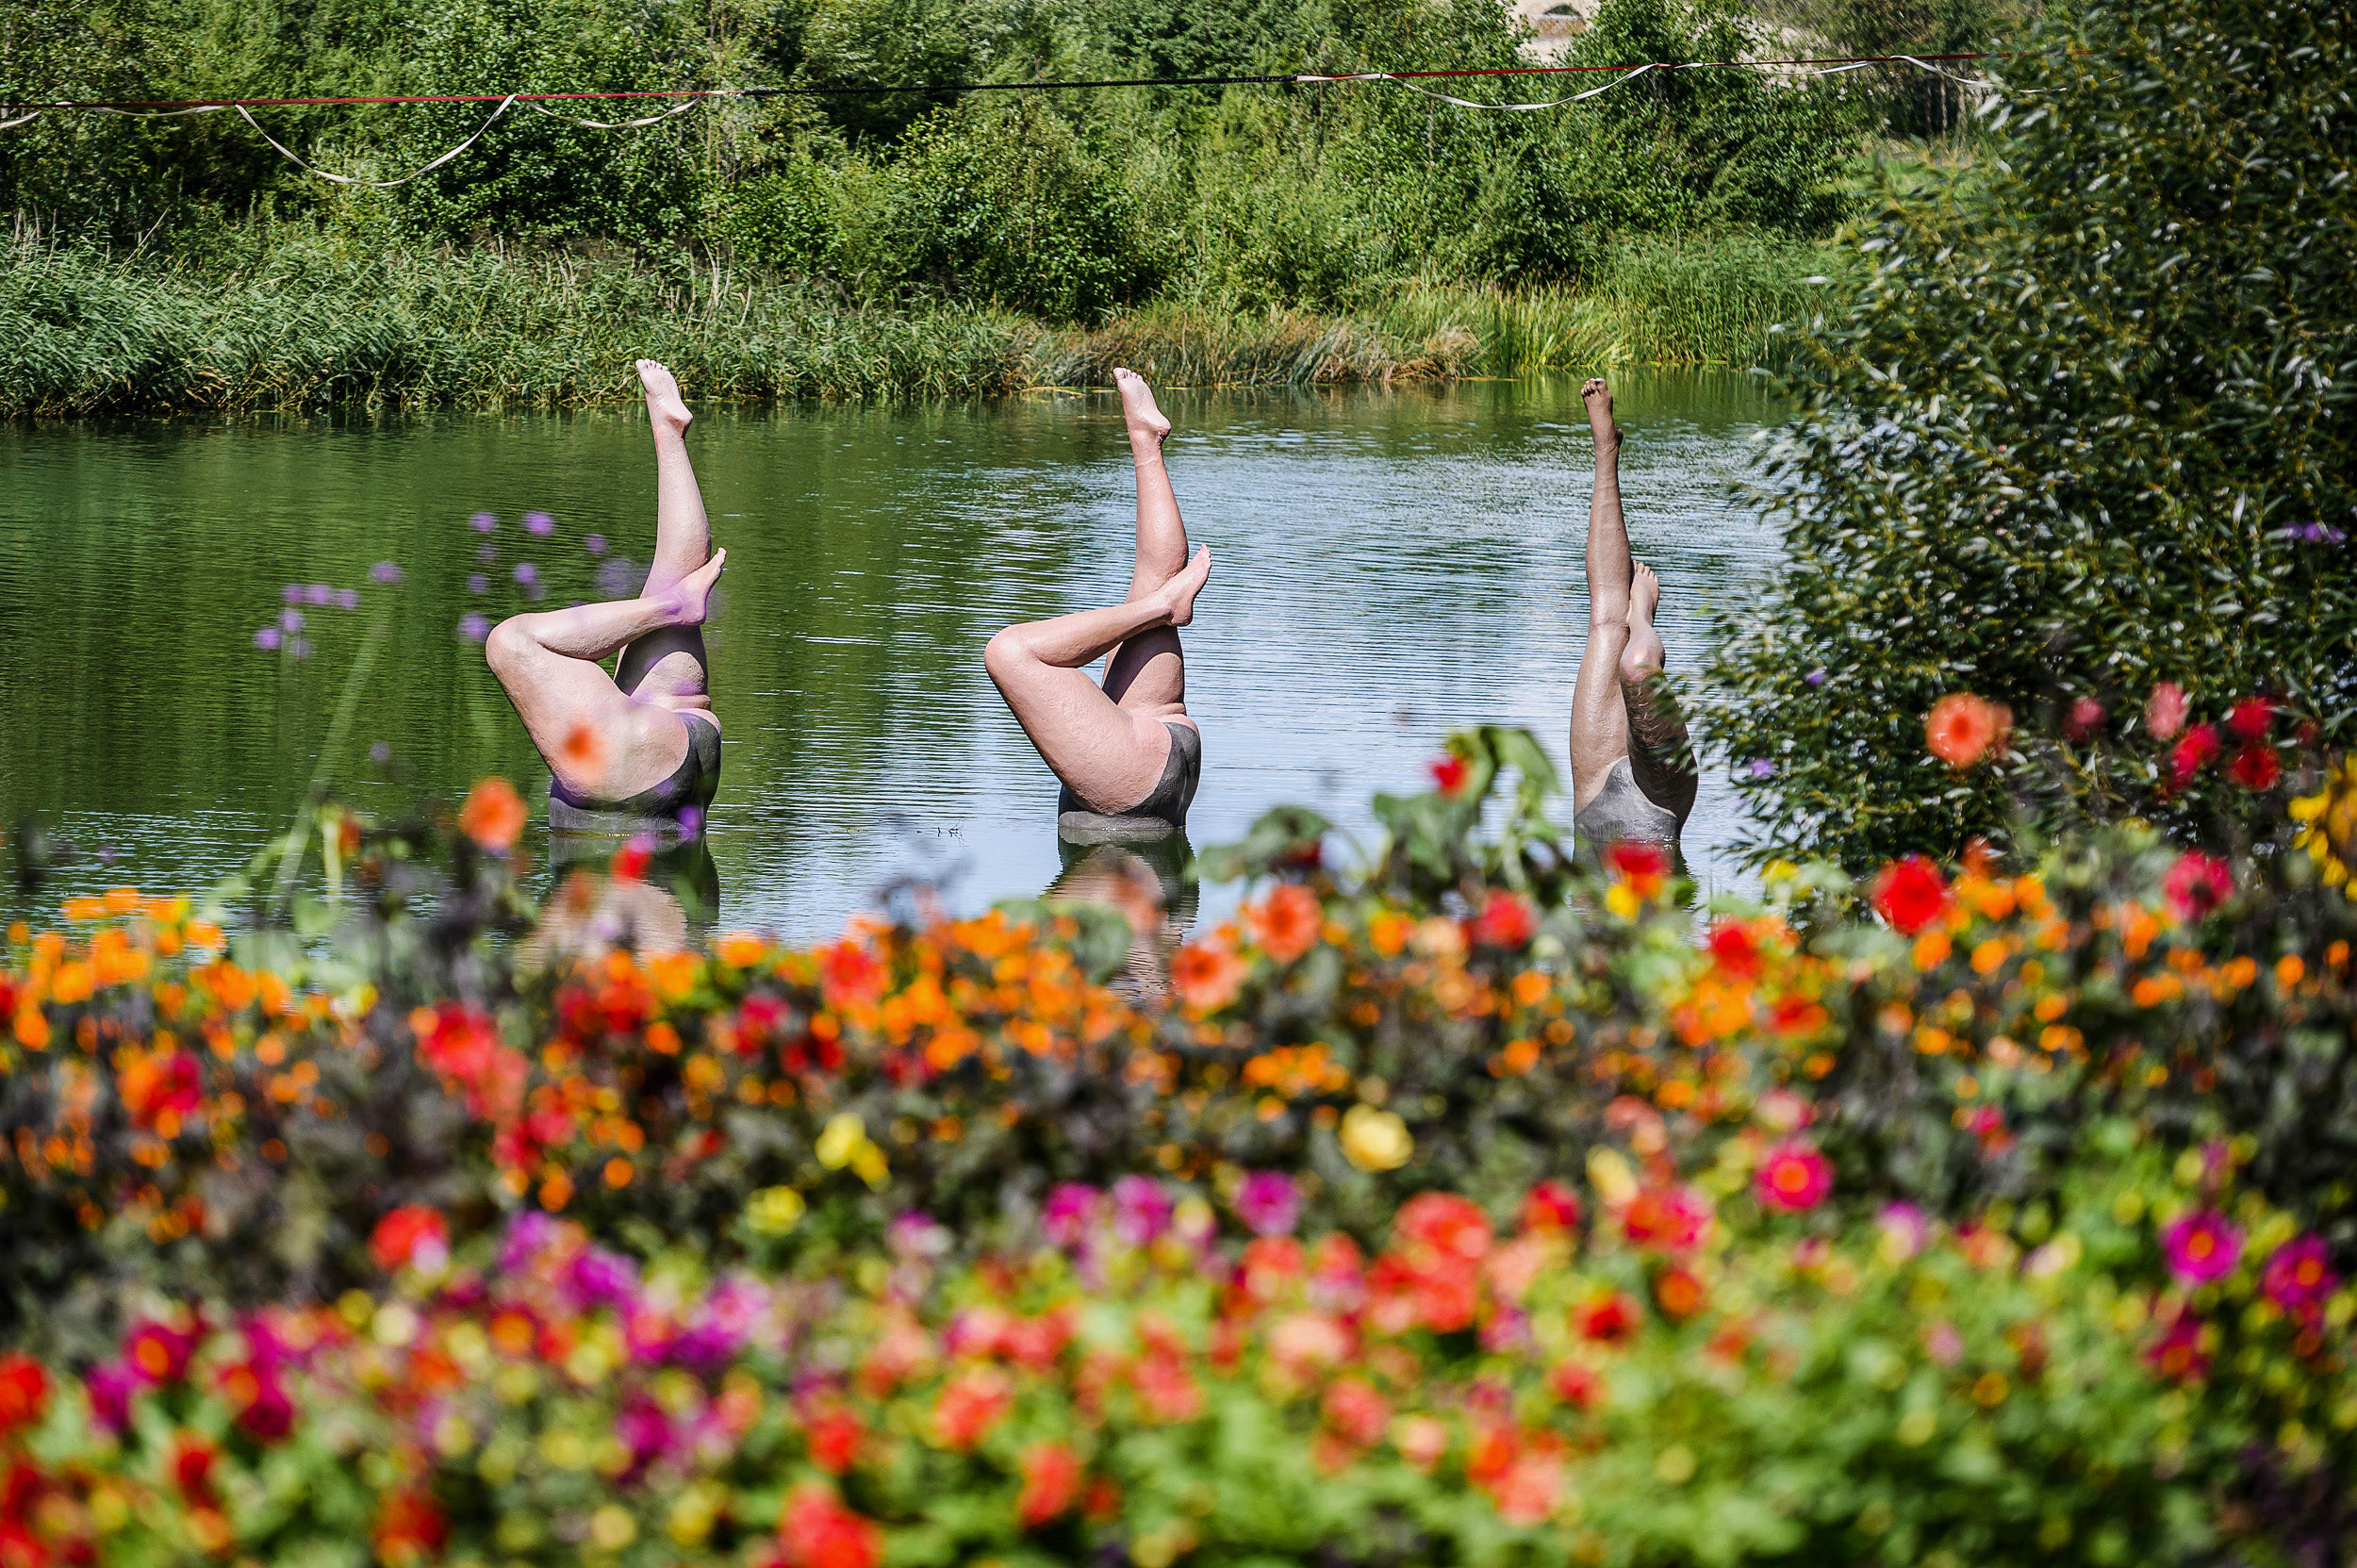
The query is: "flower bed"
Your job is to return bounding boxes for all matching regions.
[5,732,2356,1562]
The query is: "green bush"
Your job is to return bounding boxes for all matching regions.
[1701,0,2357,868]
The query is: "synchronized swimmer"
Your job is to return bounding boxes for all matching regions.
[484,362,1689,907]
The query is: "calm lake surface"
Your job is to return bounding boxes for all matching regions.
[0,371,1782,939]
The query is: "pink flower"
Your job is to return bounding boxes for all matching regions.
[2063,697,2106,742]
[2145,682,2189,741]
[1111,1176,1174,1246]
[2160,1210,2243,1284]
[2161,851,2232,921]
[2145,1309,2209,1383]
[1755,1141,1833,1213]
[2262,1236,2338,1313]
[1041,1183,1099,1249]
[1234,1171,1302,1237]
[1875,1202,1929,1261]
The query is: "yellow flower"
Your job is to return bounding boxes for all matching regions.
[2291,755,2357,893]
[816,1112,868,1169]
[747,1186,806,1236]
[1339,1104,1413,1171]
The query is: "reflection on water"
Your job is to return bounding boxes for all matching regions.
[0,371,1780,939]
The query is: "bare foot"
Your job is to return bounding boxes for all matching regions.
[639,358,692,435]
[1582,377,1621,451]
[1113,367,1171,449]
[1159,545,1211,627]
[668,547,726,623]
[1619,561,1664,685]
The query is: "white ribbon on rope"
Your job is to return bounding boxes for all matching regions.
[0,108,42,129]
[235,95,516,186]
[521,94,709,130]
[1297,59,1657,110]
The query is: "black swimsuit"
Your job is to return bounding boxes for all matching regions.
[1056,719,1201,844]
[549,711,720,835]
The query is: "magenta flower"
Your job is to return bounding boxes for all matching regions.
[2162,851,2233,921]
[1234,1171,1302,1237]
[334,587,359,610]
[1755,1140,1833,1213]
[514,562,538,586]
[470,511,498,533]
[280,584,303,604]
[2161,1210,2243,1284]
[253,627,282,651]
[305,583,332,605]
[2145,1309,2209,1382]
[371,561,404,585]
[500,1212,559,1270]
[458,613,491,643]
[585,533,608,555]
[1041,1183,1099,1249]
[467,572,488,595]
[567,1245,641,1309]
[279,609,305,633]
[1112,1175,1174,1246]
[524,510,555,536]
[2262,1235,2338,1313]
[85,1362,139,1433]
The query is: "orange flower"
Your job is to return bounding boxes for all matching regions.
[1248,883,1323,964]
[1925,693,2012,767]
[1653,1265,1706,1320]
[1017,1441,1084,1528]
[1169,941,1245,1012]
[559,722,610,785]
[458,777,526,852]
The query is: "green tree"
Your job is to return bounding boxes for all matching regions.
[1701,0,2357,868]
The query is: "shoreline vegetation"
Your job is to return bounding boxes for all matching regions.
[0,231,1845,415]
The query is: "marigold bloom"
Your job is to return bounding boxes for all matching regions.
[457,776,526,852]
[1248,883,1324,964]
[1925,693,2011,767]
[1871,856,1950,935]
[2160,1210,2242,1284]
[2262,1235,2339,1314]
[1017,1442,1084,1527]
[1705,920,1761,979]
[1169,941,1246,1012]
[1755,1141,1833,1212]
[2144,681,2190,741]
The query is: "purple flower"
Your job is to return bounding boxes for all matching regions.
[467,573,488,595]
[499,1213,560,1271]
[567,1245,641,1310]
[1746,758,1775,781]
[280,584,303,604]
[279,608,305,633]
[1233,1171,1301,1237]
[371,561,404,585]
[514,562,538,586]
[1805,668,1828,686]
[1111,1175,1173,1246]
[254,627,283,651]
[458,613,491,643]
[585,533,608,556]
[305,583,332,605]
[470,511,498,533]
[1042,1183,1099,1249]
[85,1362,139,1434]
[2263,1235,2338,1313]
[477,542,498,565]
[2275,521,2349,544]
[678,805,704,840]
[524,510,555,536]
[335,588,359,610]
[2161,1210,2243,1284]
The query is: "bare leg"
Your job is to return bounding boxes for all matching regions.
[1103,368,1190,714]
[486,552,726,800]
[986,548,1211,815]
[1570,378,1633,812]
[616,360,715,711]
[1620,563,1697,820]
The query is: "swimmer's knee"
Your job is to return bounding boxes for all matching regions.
[629,648,705,701]
[983,625,1032,681]
[485,617,536,676]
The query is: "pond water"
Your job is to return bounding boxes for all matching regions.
[0,371,1783,940]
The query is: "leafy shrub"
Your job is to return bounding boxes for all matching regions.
[1702,0,2357,867]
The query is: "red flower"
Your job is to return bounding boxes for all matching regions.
[368,1206,449,1275]
[1547,1360,1603,1409]
[232,1375,295,1444]
[1321,1376,1390,1448]
[1519,1181,1581,1234]
[1468,890,1537,950]
[2063,697,2106,742]
[2229,744,2280,791]
[1870,857,1950,935]
[1621,1186,1711,1252]
[2167,723,2221,790]
[1605,842,1670,898]
[2161,851,2232,921]
[612,834,655,882]
[1925,693,2011,767]
[930,1368,1012,1449]
[1705,920,1761,980]
[0,1356,46,1437]
[1755,1141,1833,1213]
[1430,755,1470,797]
[172,1437,218,1504]
[1017,1442,1084,1528]
[373,1490,448,1566]
[805,1410,864,1474]
[2227,696,2273,742]
[776,1486,883,1568]
[1575,1291,1641,1345]
[1393,1193,1493,1263]
[819,942,886,1010]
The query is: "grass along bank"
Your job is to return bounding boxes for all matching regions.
[0,233,1845,416]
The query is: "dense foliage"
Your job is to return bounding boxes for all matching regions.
[1701,0,2357,867]
[6,730,2357,1561]
[1,0,1867,318]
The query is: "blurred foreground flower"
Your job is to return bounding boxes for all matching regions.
[458,777,525,852]
[1340,1104,1412,1171]
[1925,692,2010,767]
[2290,754,2357,893]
